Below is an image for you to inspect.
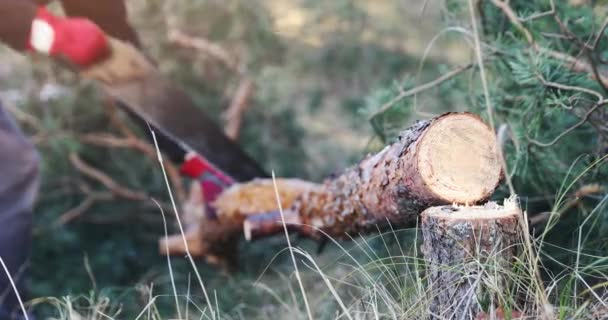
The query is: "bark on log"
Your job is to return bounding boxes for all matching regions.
[245,112,502,239]
[421,198,522,320]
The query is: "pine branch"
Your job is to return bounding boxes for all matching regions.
[368,63,473,120]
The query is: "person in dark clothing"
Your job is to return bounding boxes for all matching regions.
[0,103,39,319]
[0,1,140,318]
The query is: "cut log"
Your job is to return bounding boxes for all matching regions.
[160,112,503,266]
[421,198,522,319]
[213,178,319,221]
[245,112,502,239]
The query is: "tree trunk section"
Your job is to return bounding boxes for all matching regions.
[245,112,502,239]
[161,112,503,266]
[421,198,522,319]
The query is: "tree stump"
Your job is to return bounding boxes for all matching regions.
[421,198,522,319]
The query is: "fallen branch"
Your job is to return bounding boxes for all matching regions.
[368,64,474,120]
[529,183,604,228]
[56,188,113,226]
[60,153,173,225]
[168,29,241,73]
[69,153,148,201]
[223,77,254,140]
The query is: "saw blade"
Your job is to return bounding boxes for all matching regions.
[81,37,267,181]
[103,73,268,182]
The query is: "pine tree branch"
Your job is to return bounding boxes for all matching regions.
[529,184,604,227]
[56,191,113,226]
[592,17,608,50]
[492,0,608,87]
[528,101,606,147]
[368,63,473,120]
[168,29,241,74]
[518,0,556,23]
[491,0,536,46]
[69,153,148,201]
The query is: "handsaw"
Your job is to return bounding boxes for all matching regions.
[81,38,268,182]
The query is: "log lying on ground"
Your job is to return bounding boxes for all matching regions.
[244,112,502,239]
[159,112,502,263]
[421,198,523,319]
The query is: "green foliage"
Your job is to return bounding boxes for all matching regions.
[369,4,608,314]
[2,0,606,318]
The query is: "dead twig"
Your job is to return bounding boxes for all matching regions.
[528,101,606,147]
[69,153,148,201]
[529,183,605,227]
[368,63,474,120]
[59,153,175,226]
[79,131,187,203]
[518,0,555,23]
[56,191,113,226]
[592,17,608,50]
[529,75,607,147]
[168,29,241,74]
[223,77,254,140]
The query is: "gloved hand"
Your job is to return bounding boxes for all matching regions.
[28,7,152,84]
[80,37,153,84]
[28,7,109,67]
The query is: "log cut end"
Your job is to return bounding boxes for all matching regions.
[422,197,521,221]
[417,113,501,204]
[212,178,320,221]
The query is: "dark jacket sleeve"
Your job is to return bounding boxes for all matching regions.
[60,0,141,47]
[0,0,37,51]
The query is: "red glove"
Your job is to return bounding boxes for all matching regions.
[180,152,234,218]
[28,7,110,67]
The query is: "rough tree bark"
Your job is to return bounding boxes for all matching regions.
[421,198,522,320]
[244,112,502,239]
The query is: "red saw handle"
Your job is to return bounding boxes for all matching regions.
[180,152,234,219]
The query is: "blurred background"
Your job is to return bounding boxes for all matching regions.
[0,0,606,318]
